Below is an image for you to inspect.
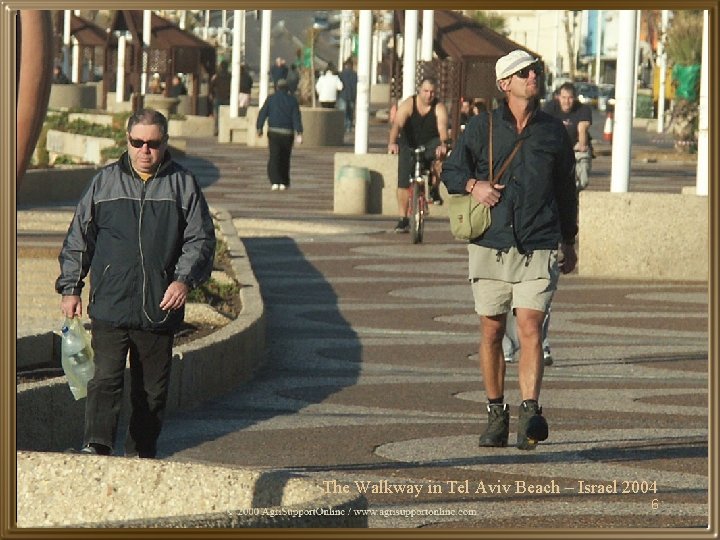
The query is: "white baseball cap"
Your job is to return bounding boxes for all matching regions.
[495,50,538,80]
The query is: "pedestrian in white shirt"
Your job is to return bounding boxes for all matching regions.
[315,68,343,109]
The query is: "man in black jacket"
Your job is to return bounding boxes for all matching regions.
[441,50,577,451]
[256,79,303,191]
[57,108,216,458]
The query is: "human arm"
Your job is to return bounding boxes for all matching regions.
[575,120,591,151]
[440,113,503,205]
[387,97,411,154]
[434,102,451,159]
[292,98,303,141]
[172,175,216,297]
[56,179,98,315]
[256,97,269,136]
[554,127,579,248]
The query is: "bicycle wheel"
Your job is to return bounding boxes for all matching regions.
[410,180,424,244]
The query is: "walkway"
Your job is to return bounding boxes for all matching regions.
[155,128,708,528]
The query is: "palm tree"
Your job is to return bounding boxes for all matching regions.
[665,10,703,152]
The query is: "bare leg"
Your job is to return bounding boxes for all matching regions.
[396,187,409,218]
[479,314,507,399]
[515,307,545,401]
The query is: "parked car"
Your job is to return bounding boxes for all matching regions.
[597,84,615,112]
[575,82,599,108]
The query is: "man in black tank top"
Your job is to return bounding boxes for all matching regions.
[388,77,449,232]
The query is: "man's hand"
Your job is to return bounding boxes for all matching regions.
[559,242,577,274]
[388,142,399,155]
[295,134,303,145]
[256,130,263,138]
[435,143,448,160]
[159,281,190,311]
[467,179,505,207]
[61,295,82,318]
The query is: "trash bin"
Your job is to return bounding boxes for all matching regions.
[334,165,369,215]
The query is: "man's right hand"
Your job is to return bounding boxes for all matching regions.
[388,142,399,155]
[467,179,505,207]
[61,295,82,318]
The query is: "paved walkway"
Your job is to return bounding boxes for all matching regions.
[17,124,709,529]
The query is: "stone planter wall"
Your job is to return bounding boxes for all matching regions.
[578,191,708,280]
[45,129,116,165]
[48,83,97,110]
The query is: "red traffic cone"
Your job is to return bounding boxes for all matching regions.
[603,111,614,143]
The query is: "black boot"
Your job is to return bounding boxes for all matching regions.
[478,403,509,447]
[516,400,548,450]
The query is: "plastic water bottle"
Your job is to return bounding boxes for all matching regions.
[60,318,95,400]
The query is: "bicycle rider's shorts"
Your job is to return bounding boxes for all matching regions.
[468,245,559,316]
[397,138,440,188]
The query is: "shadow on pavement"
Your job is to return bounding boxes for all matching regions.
[159,236,361,458]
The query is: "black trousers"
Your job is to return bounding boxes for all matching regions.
[85,320,174,458]
[267,131,294,186]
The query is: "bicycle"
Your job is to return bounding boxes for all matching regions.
[407,146,432,244]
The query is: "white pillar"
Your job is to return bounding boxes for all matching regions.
[239,10,246,64]
[116,34,126,103]
[63,10,71,78]
[355,10,373,154]
[632,10,641,118]
[70,10,81,83]
[339,10,353,68]
[230,10,242,118]
[553,10,560,85]
[259,10,272,107]
[656,10,669,134]
[610,10,637,193]
[371,31,379,85]
[402,10,418,100]
[179,10,186,30]
[594,10,603,85]
[203,10,210,40]
[695,10,708,196]
[421,10,433,62]
[141,10,151,96]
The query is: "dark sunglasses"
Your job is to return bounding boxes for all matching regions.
[514,63,543,79]
[128,137,164,149]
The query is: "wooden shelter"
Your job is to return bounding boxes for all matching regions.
[53,12,111,83]
[104,10,216,114]
[393,10,541,141]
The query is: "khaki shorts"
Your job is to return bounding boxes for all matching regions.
[468,245,559,316]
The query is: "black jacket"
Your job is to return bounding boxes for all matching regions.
[256,90,303,134]
[56,152,216,330]
[442,101,577,252]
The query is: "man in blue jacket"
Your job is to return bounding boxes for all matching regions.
[256,78,304,191]
[57,108,216,458]
[441,50,577,451]
[339,59,358,133]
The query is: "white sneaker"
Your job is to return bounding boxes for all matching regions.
[271,184,280,191]
[278,184,287,191]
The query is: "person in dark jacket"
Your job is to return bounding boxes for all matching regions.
[270,57,289,89]
[57,108,216,458]
[256,79,303,190]
[210,60,231,135]
[339,59,358,133]
[441,50,577,452]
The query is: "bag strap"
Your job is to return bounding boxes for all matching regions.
[487,110,524,183]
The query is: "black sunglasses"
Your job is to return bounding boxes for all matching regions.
[128,137,164,149]
[514,63,543,79]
